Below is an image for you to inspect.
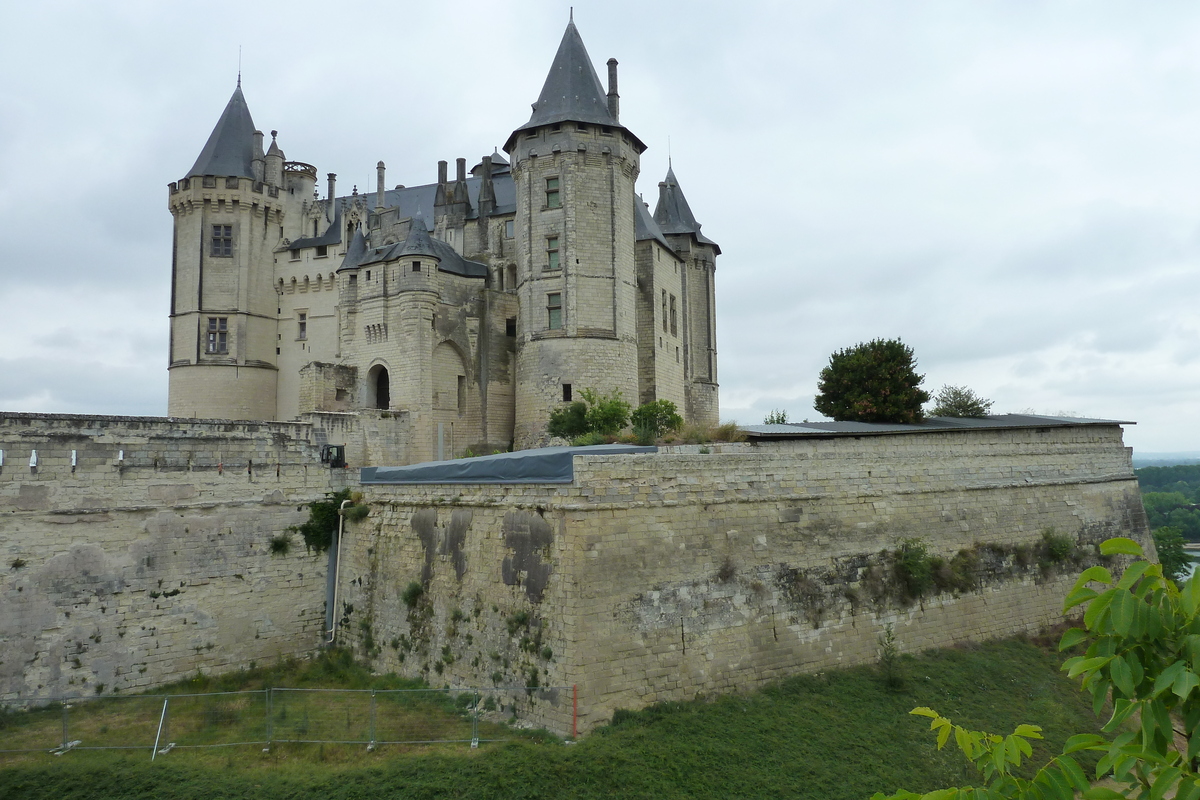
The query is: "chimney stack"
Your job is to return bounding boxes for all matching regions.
[376,161,386,210]
[456,157,467,183]
[326,173,337,222]
[607,58,620,121]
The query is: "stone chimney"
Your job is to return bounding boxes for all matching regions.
[376,161,386,210]
[326,173,337,221]
[607,58,620,121]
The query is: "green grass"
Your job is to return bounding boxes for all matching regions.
[0,636,1105,800]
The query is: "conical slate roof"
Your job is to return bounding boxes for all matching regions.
[187,84,257,179]
[398,214,439,258]
[505,20,644,153]
[653,164,720,253]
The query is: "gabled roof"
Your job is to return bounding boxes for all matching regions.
[505,20,645,152]
[653,164,720,253]
[187,84,257,179]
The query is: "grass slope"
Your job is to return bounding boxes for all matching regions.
[0,637,1103,800]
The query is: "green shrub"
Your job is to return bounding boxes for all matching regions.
[1039,528,1075,565]
[579,388,631,435]
[631,399,683,444]
[547,401,589,439]
[893,538,934,602]
[401,581,424,609]
[294,488,353,552]
[570,431,607,446]
[343,504,370,522]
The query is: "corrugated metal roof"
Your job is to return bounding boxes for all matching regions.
[742,414,1135,439]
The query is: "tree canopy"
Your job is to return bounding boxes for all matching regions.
[814,338,930,424]
[930,385,994,418]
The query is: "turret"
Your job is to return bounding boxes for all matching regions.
[653,163,721,426]
[252,130,265,182]
[265,130,283,186]
[504,17,646,446]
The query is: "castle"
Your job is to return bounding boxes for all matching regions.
[165,19,720,464]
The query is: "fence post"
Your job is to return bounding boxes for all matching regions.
[265,688,272,750]
[471,690,479,749]
[152,696,170,761]
[368,689,376,751]
[60,700,69,751]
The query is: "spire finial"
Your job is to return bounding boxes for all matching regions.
[237,45,242,88]
[570,6,573,21]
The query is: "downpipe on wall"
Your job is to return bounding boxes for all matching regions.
[325,499,352,645]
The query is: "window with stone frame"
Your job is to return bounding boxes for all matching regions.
[545,176,561,208]
[661,290,668,332]
[504,219,514,238]
[206,317,228,354]
[670,295,678,336]
[211,225,233,257]
[297,311,307,340]
[546,236,560,270]
[547,292,563,330]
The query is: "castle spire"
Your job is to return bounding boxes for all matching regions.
[654,164,721,253]
[187,83,257,179]
[505,16,644,152]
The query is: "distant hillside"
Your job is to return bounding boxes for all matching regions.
[1133,452,1200,468]
[1136,464,1200,540]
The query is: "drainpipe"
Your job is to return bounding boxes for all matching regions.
[325,499,353,645]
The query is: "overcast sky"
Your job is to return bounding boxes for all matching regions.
[2,1,1198,454]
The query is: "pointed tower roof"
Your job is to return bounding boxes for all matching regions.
[398,214,439,259]
[653,164,720,253]
[505,19,645,152]
[187,84,258,179]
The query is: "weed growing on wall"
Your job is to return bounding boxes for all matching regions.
[268,533,292,556]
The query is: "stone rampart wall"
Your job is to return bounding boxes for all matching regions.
[0,413,345,702]
[338,424,1150,735]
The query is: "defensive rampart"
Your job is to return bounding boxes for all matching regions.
[0,413,346,701]
[338,422,1151,735]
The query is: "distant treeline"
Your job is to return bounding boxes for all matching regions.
[1136,464,1200,541]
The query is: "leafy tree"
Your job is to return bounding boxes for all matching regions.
[873,537,1200,800]
[579,388,631,436]
[546,388,631,441]
[764,408,789,425]
[930,385,994,418]
[631,400,683,444]
[547,401,589,439]
[1153,526,1189,583]
[815,338,931,424]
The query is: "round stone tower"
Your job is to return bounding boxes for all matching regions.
[504,19,646,446]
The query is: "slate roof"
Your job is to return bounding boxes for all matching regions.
[341,218,489,279]
[634,197,677,255]
[741,414,1134,439]
[397,214,438,258]
[187,84,257,179]
[284,199,343,250]
[653,164,720,253]
[505,20,645,152]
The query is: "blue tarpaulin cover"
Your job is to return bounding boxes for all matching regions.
[360,444,658,485]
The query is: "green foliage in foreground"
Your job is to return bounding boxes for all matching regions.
[0,639,1101,800]
[875,537,1200,800]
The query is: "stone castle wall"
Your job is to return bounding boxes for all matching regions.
[0,413,346,702]
[338,424,1150,735]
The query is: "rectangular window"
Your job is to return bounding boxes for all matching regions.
[210,225,232,257]
[563,383,572,402]
[670,295,678,336]
[545,177,561,208]
[348,274,357,286]
[662,290,668,332]
[298,312,307,340]
[289,249,300,261]
[504,220,514,238]
[547,292,562,330]
[505,317,516,337]
[546,236,560,270]
[315,245,328,258]
[412,260,421,272]
[457,376,466,412]
[205,317,227,354]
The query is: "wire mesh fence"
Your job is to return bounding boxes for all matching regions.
[0,685,573,758]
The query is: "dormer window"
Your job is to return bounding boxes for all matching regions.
[545,177,561,209]
[289,249,300,261]
[315,245,328,258]
[412,260,421,272]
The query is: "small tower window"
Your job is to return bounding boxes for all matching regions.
[412,260,421,272]
[547,292,562,330]
[661,290,668,333]
[546,237,560,270]
[563,383,572,402]
[297,312,307,340]
[206,317,228,354]
[211,225,232,257]
[505,317,516,337]
[545,177,561,209]
[670,295,678,336]
[504,220,514,238]
[457,376,466,412]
